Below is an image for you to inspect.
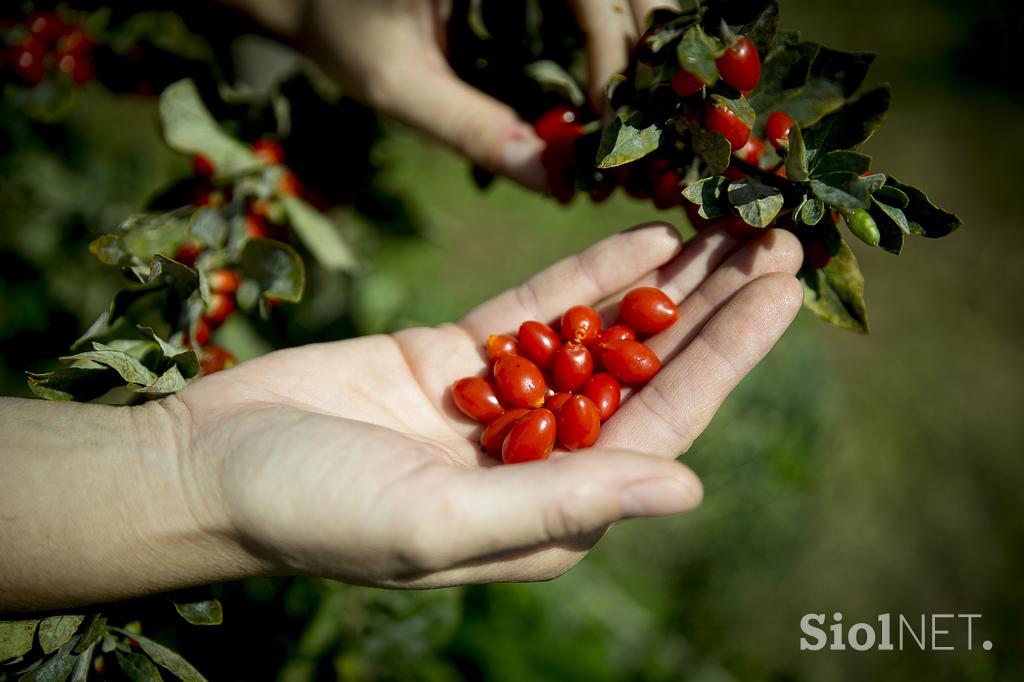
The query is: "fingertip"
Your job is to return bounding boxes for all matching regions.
[501,123,547,191]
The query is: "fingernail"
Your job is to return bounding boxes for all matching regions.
[620,477,702,518]
[503,126,546,191]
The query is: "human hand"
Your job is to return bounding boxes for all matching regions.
[290,0,681,190]
[169,223,803,588]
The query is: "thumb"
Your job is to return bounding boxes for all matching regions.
[373,64,547,191]
[432,450,703,567]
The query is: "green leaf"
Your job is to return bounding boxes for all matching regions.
[860,172,887,193]
[810,171,871,210]
[67,344,159,386]
[72,616,107,656]
[160,80,259,177]
[189,208,228,249]
[128,364,189,396]
[241,239,306,303]
[131,633,209,682]
[27,367,122,402]
[109,12,212,61]
[172,599,223,626]
[676,25,724,84]
[467,0,491,40]
[38,615,85,655]
[873,198,911,234]
[802,85,892,167]
[21,639,81,682]
[281,196,358,273]
[736,0,780,55]
[884,177,962,238]
[138,327,200,379]
[116,651,164,682]
[0,619,39,663]
[682,176,732,219]
[868,202,906,255]
[873,185,909,209]
[709,92,755,128]
[525,60,586,107]
[102,212,190,265]
[811,150,872,177]
[800,197,826,225]
[596,110,662,168]
[691,129,732,175]
[800,240,869,332]
[784,124,809,182]
[728,178,784,227]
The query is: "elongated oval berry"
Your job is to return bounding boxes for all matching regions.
[545,392,572,414]
[560,305,602,345]
[704,102,751,151]
[486,334,520,364]
[670,68,703,97]
[480,407,530,456]
[846,208,880,247]
[736,136,767,166]
[765,111,796,150]
[716,36,761,92]
[518,320,561,370]
[599,324,637,345]
[619,287,679,335]
[503,409,557,464]
[602,340,661,385]
[551,342,594,393]
[534,106,581,143]
[452,376,506,422]
[582,373,621,421]
[557,395,601,450]
[493,355,547,408]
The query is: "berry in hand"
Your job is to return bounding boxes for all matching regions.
[517,320,561,370]
[551,342,594,393]
[716,36,761,92]
[618,287,679,335]
[486,334,520,364]
[502,408,557,464]
[560,305,602,345]
[556,395,601,450]
[582,373,621,421]
[601,339,661,385]
[480,408,530,455]
[452,376,506,423]
[493,355,548,408]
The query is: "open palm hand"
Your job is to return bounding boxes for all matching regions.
[172,223,803,588]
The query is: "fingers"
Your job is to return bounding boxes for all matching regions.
[571,0,637,110]
[394,449,702,575]
[601,272,804,456]
[458,223,685,340]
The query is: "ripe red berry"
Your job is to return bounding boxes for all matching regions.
[582,373,621,421]
[618,287,680,335]
[517,320,561,371]
[502,408,557,464]
[9,37,46,86]
[723,215,761,239]
[670,68,703,97]
[193,154,216,179]
[26,12,66,44]
[56,52,95,84]
[534,106,581,143]
[173,242,202,267]
[452,376,506,423]
[652,170,684,210]
[55,29,93,58]
[560,305,602,345]
[602,339,661,385]
[480,407,530,456]
[252,138,285,165]
[245,212,273,239]
[765,111,796,150]
[545,392,572,414]
[704,102,751,151]
[716,36,761,92]
[208,269,241,295]
[804,240,832,269]
[736,136,767,166]
[192,316,212,346]
[200,345,237,375]
[278,170,303,196]
[204,293,236,327]
[557,395,601,450]
[551,342,594,393]
[493,355,548,408]
[599,325,637,345]
[486,334,520,364]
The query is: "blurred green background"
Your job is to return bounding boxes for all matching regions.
[2,0,1022,680]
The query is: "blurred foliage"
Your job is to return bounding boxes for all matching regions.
[1,0,1022,681]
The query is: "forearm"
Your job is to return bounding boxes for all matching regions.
[0,397,266,613]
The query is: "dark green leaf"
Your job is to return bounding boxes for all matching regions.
[72,616,107,656]
[802,85,892,167]
[38,616,85,656]
[810,171,871,210]
[676,25,724,84]
[189,209,227,249]
[807,47,875,99]
[691,129,732,175]
[709,92,755,128]
[596,110,662,168]
[749,40,818,112]
[525,60,586,107]
[873,185,909,209]
[137,327,200,379]
[147,255,200,299]
[785,124,809,182]
[116,651,164,682]
[66,344,158,386]
[869,202,906,255]
[131,633,208,682]
[281,195,357,273]
[800,196,826,225]
[682,176,732,219]
[860,172,887,193]
[128,365,189,396]
[873,198,911,234]
[172,598,223,626]
[728,178,784,227]
[0,619,39,663]
[811,150,872,177]
[241,239,306,303]
[21,639,81,682]
[27,367,121,402]
[736,0,779,55]
[160,80,259,177]
[884,177,962,238]
[800,240,869,332]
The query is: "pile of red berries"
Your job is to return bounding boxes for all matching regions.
[451,287,679,464]
[1,11,95,86]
